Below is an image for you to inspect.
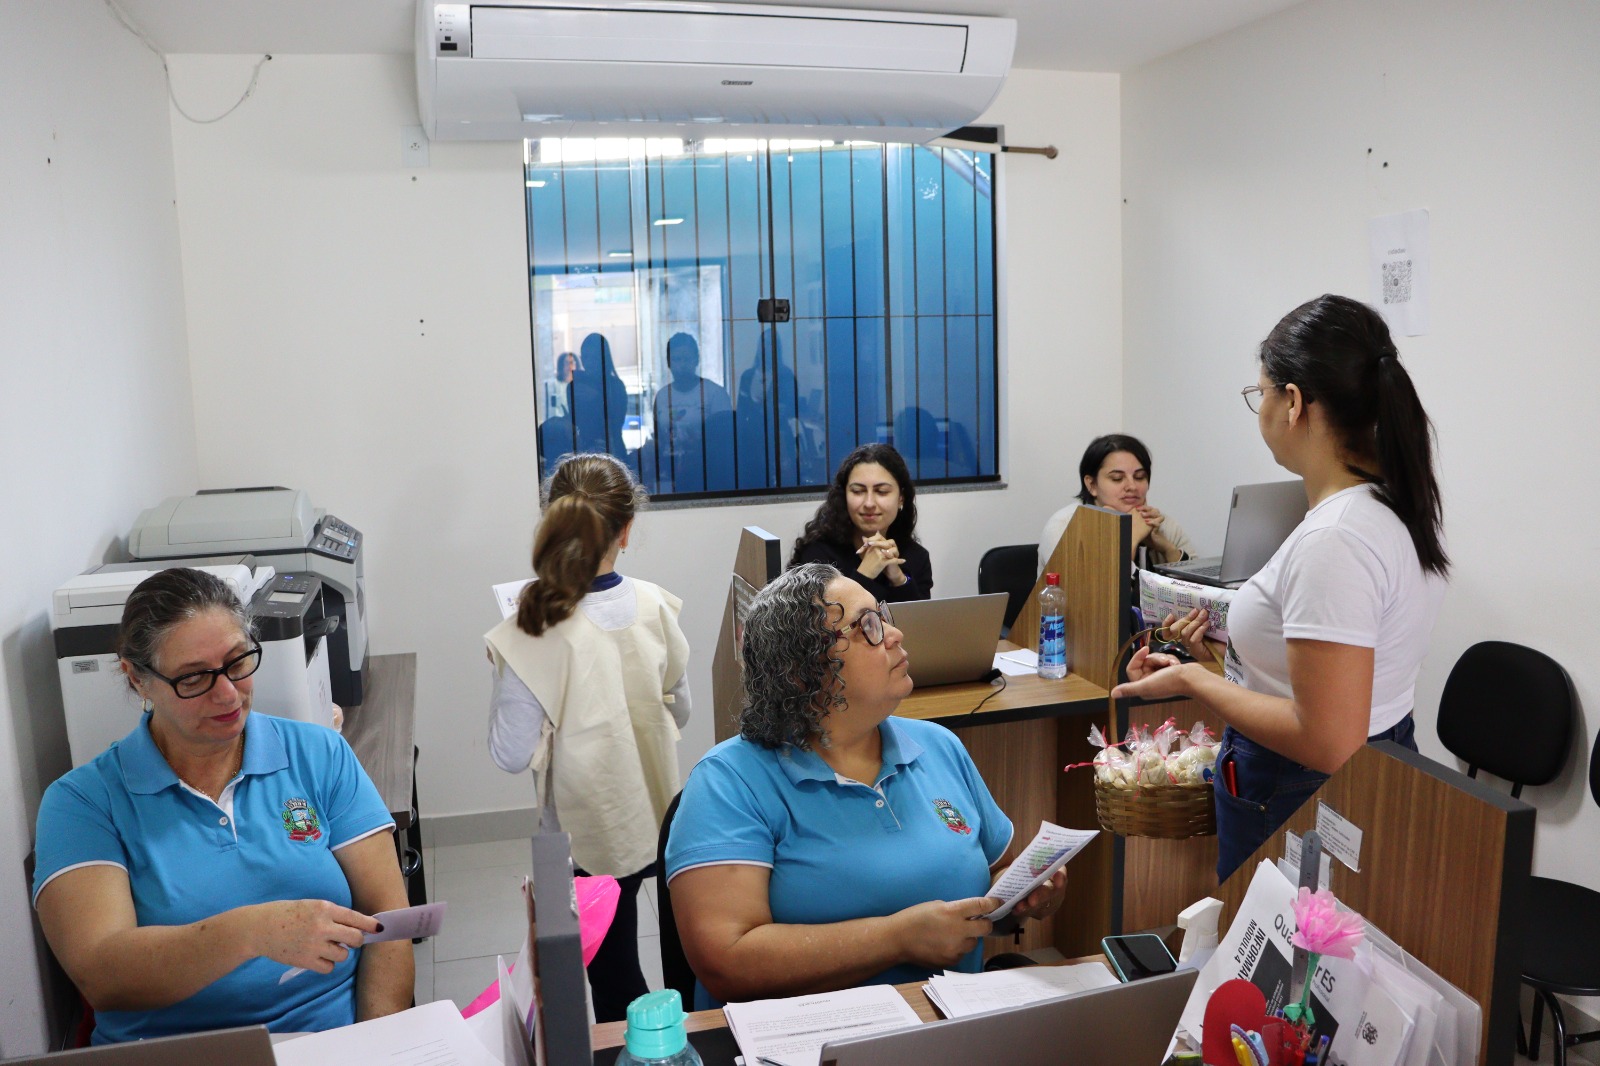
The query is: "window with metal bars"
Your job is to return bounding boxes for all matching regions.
[526,135,999,500]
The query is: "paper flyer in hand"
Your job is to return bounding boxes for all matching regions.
[983,822,1098,920]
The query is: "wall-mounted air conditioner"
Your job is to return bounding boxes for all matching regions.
[416,0,1016,143]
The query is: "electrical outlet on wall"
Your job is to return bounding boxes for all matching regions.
[402,126,430,167]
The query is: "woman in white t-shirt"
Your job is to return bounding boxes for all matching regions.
[1112,295,1449,881]
[484,453,692,1021]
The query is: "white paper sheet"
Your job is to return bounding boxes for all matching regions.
[922,962,1119,1018]
[272,1000,500,1066]
[992,653,1036,677]
[493,579,534,620]
[983,822,1099,920]
[1368,209,1431,337]
[996,648,1038,669]
[722,985,922,1066]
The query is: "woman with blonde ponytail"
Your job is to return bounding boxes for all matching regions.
[485,453,691,1021]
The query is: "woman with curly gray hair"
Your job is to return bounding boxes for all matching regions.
[663,563,1067,1007]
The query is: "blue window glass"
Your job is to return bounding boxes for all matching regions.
[527,137,999,500]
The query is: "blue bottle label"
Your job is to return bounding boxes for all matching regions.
[1040,614,1066,665]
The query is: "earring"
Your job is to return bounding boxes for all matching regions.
[142,698,152,713]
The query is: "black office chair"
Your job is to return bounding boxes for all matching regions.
[1523,728,1600,1066]
[655,791,698,1006]
[978,544,1040,636]
[1434,640,1581,1061]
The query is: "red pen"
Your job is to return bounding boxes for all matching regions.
[1224,758,1239,797]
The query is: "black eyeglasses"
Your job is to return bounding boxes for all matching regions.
[835,602,895,647]
[142,643,263,699]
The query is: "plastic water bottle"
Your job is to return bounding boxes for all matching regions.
[1037,572,1068,679]
[614,989,703,1066]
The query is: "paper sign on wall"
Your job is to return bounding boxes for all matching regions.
[1316,801,1364,873]
[1368,209,1431,337]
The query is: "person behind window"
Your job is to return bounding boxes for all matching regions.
[734,331,801,490]
[1113,295,1449,881]
[892,405,978,480]
[485,452,691,1022]
[1037,433,1193,573]
[543,333,630,477]
[790,443,932,602]
[646,332,734,493]
[33,568,411,1044]
[665,564,1065,1007]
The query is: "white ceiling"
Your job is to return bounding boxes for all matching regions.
[110,0,1307,73]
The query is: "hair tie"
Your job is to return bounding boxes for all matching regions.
[1378,345,1399,361]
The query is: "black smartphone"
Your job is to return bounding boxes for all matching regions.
[1101,933,1179,982]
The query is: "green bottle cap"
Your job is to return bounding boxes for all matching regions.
[623,989,689,1060]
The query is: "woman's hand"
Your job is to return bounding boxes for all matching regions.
[1159,608,1212,662]
[1010,870,1067,922]
[857,535,907,584]
[891,897,999,970]
[1110,648,1196,702]
[1129,508,1154,549]
[249,899,379,974]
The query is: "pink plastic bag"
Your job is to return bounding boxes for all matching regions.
[459,874,621,1017]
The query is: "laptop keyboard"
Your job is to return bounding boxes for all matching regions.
[1186,563,1222,579]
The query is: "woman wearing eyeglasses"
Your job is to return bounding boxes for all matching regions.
[1113,295,1449,882]
[665,563,1065,1007]
[32,567,412,1043]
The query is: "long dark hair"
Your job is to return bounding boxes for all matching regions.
[1260,295,1448,575]
[1076,434,1153,504]
[516,453,647,635]
[789,443,919,565]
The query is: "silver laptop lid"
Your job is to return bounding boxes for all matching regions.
[820,969,1198,1066]
[1218,479,1308,583]
[888,593,1008,688]
[0,1026,275,1065]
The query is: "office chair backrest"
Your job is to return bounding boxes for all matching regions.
[654,791,697,1005]
[978,544,1040,632]
[1436,640,1576,797]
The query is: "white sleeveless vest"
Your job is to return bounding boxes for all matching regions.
[485,579,688,876]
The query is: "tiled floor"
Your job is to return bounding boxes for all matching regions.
[413,838,664,1011]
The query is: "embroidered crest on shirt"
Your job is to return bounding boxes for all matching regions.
[932,798,972,834]
[281,798,323,841]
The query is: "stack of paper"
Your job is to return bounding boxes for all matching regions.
[923,962,1120,1018]
[273,1001,499,1066]
[722,984,923,1066]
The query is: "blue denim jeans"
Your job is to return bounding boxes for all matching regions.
[1213,715,1417,883]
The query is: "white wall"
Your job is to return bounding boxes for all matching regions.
[1123,0,1600,890]
[166,59,1124,821]
[0,1,200,1051]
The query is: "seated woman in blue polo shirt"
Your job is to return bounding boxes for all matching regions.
[32,568,413,1043]
[665,563,1067,1006]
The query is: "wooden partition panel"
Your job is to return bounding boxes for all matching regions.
[1214,743,1533,1066]
[711,527,783,744]
[1011,506,1129,690]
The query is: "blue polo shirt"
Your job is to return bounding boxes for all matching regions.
[665,716,1012,1001]
[33,712,394,1044]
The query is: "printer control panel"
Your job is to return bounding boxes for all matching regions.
[312,515,361,561]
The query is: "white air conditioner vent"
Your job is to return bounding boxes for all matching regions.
[416,0,1016,143]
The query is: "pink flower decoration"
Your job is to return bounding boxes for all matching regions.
[1290,887,1364,959]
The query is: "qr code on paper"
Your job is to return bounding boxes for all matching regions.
[1381,259,1413,304]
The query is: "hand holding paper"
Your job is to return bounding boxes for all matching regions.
[281,902,448,984]
[983,822,1098,921]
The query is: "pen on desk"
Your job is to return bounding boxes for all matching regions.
[758,1057,800,1066]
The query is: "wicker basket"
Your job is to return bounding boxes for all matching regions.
[1093,778,1217,839]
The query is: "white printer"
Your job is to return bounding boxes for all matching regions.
[128,487,369,707]
[53,560,338,767]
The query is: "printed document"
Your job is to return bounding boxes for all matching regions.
[923,962,1119,1018]
[273,1000,498,1066]
[984,822,1099,920]
[722,984,922,1066]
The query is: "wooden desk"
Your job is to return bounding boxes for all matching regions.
[341,652,416,829]
[590,958,1117,1051]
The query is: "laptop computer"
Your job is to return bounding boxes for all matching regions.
[889,593,1008,687]
[0,1026,275,1065]
[1153,479,1307,589]
[819,968,1198,1066]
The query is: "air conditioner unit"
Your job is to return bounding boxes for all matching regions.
[416,0,1016,143]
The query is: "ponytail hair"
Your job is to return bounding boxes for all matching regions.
[516,453,648,635]
[1259,295,1449,575]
